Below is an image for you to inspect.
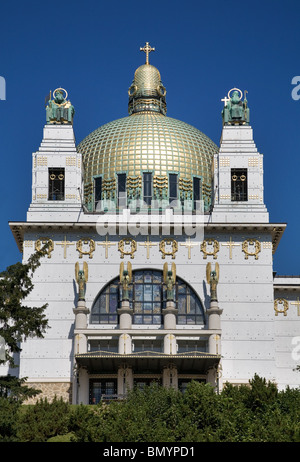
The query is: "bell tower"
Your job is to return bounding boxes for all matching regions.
[27,88,83,222]
[211,88,269,223]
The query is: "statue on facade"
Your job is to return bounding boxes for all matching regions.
[163,262,176,301]
[222,88,249,125]
[120,261,132,301]
[206,262,219,302]
[46,88,75,124]
[75,261,88,301]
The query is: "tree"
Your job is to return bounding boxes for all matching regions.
[0,245,49,368]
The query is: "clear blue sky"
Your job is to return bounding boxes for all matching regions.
[0,0,299,275]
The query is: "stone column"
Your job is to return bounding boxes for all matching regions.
[162,301,178,329]
[118,366,133,397]
[73,301,90,404]
[206,299,223,392]
[162,365,178,389]
[77,367,89,404]
[73,300,90,330]
[118,300,133,329]
[163,333,177,354]
[118,333,132,354]
[207,300,222,355]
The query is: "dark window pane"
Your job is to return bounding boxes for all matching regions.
[118,173,127,207]
[169,174,178,203]
[231,168,248,201]
[94,177,102,210]
[143,172,152,206]
[48,168,65,201]
[193,177,201,209]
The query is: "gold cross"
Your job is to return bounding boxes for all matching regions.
[180,237,198,259]
[291,298,300,316]
[140,235,156,259]
[97,235,116,259]
[222,237,240,259]
[57,236,74,259]
[140,42,155,64]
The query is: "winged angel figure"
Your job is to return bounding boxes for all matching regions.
[163,262,176,301]
[206,262,219,301]
[120,261,132,301]
[75,261,88,301]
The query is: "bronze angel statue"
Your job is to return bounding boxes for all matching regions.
[163,262,176,301]
[75,261,88,301]
[120,261,132,301]
[206,262,219,301]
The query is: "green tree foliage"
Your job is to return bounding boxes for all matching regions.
[0,376,299,442]
[0,245,49,367]
[0,397,21,442]
[17,397,71,442]
[0,375,41,401]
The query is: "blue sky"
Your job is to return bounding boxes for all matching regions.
[0,0,299,275]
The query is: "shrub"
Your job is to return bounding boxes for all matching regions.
[17,396,70,442]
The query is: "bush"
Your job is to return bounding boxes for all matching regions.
[0,397,21,442]
[17,396,71,442]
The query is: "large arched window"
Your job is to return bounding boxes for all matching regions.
[90,269,205,326]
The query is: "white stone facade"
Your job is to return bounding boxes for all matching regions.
[7,117,300,404]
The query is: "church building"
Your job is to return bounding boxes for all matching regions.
[7,43,300,404]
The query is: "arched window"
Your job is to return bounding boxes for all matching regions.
[90,270,205,326]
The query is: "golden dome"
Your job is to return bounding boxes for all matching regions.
[78,112,218,209]
[77,43,218,211]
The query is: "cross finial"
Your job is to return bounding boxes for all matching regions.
[140,42,155,65]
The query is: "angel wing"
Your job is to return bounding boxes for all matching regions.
[119,261,124,282]
[75,262,79,283]
[127,261,132,282]
[206,262,211,284]
[83,261,88,282]
[215,262,219,283]
[163,262,168,284]
[171,262,176,282]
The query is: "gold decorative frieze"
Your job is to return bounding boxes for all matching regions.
[180,237,198,259]
[274,298,289,316]
[66,156,76,166]
[291,298,300,316]
[248,157,259,167]
[153,175,168,199]
[76,238,96,259]
[219,157,230,167]
[159,238,178,259]
[37,156,48,166]
[35,237,54,258]
[242,239,261,260]
[262,241,272,249]
[201,239,219,259]
[57,236,74,259]
[178,178,192,192]
[118,238,137,259]
[221,237,240,260]
[97,235,116,259]
[140,236,156,259]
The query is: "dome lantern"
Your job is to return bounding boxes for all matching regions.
[128,42,167,115]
